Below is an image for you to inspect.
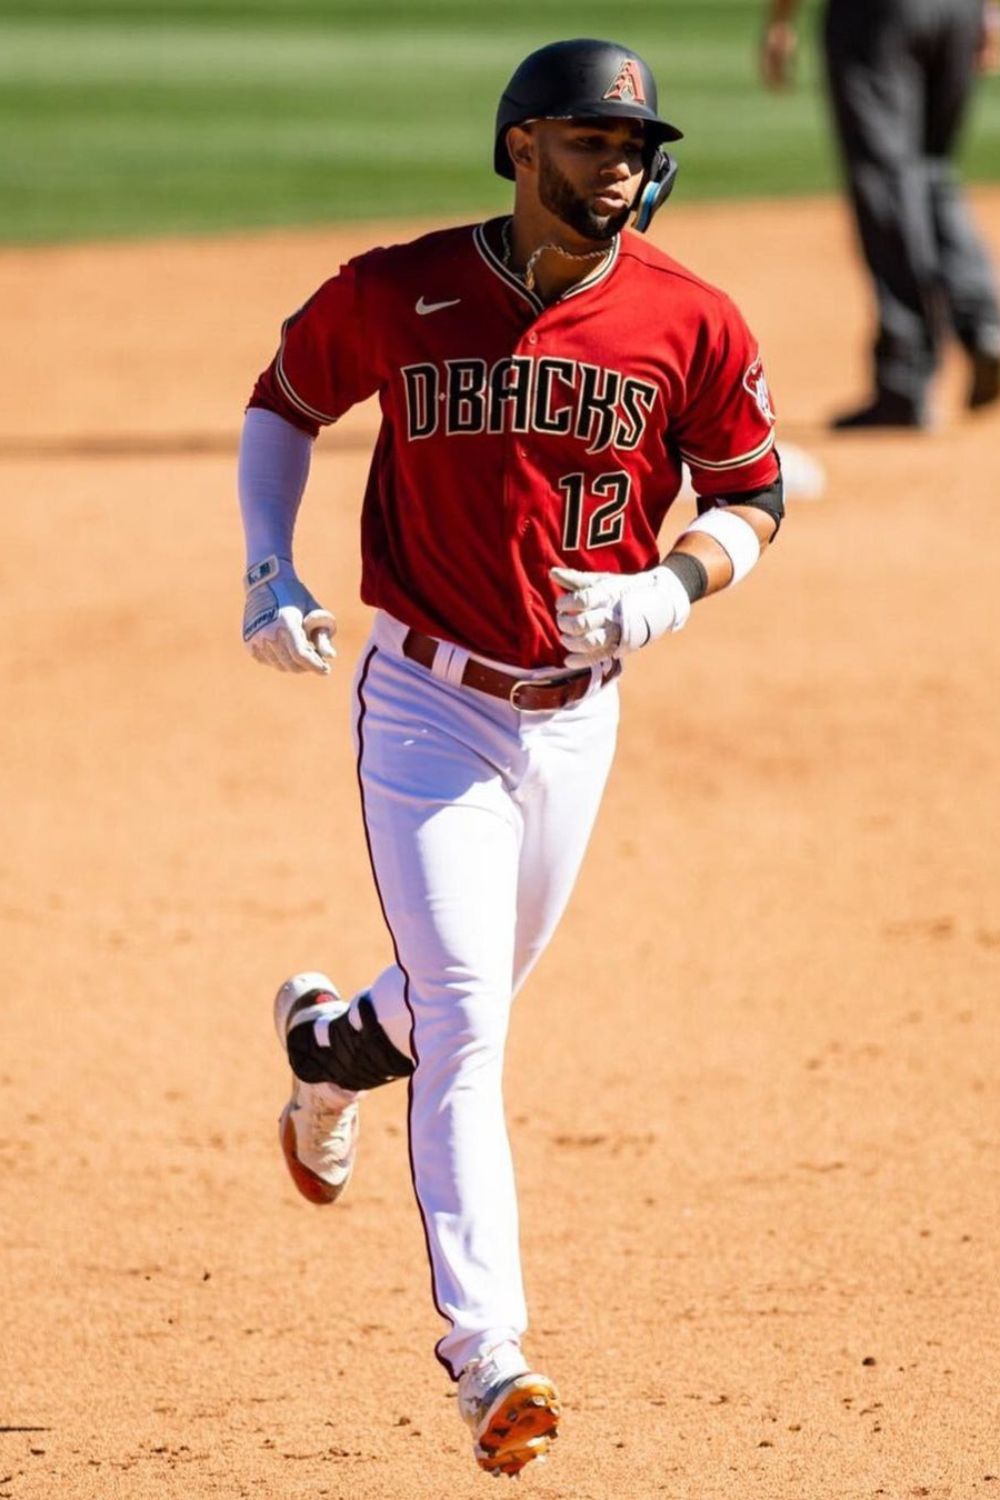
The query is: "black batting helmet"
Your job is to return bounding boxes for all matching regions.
[493,38,683,182]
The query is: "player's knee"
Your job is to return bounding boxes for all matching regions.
[408,989,510,1081]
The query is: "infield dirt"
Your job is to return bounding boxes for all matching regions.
[3,194,999,1500]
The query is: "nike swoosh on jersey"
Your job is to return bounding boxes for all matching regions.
[415,296,461,315]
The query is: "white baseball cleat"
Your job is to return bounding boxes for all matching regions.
[457,1341,560,1478]
[273,971,359,1206]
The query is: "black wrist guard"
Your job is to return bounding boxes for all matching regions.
[663,551,709,602]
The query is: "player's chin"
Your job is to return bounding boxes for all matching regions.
[583,201,632,239]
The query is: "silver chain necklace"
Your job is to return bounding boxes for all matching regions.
[500,217,610,293]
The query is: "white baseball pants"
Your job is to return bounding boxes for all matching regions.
[350,611,619,1377]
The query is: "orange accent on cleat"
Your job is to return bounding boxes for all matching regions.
[474,1375,561,1476]
[278,1103,349,1205]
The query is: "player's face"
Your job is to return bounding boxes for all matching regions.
[532,118,647,241]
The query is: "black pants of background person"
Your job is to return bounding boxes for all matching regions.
[824,0,1000,425]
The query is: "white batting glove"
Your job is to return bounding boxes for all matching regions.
[551,564,691,668]
[242,555,337,675]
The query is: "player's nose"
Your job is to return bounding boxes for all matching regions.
[600,152,636,181]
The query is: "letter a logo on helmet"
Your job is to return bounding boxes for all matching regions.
[603,58,646,105]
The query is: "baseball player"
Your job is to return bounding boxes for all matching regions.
[239,38,784,1478]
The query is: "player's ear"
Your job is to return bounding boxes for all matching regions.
[506,123,535,173]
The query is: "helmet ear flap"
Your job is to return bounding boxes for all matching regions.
[633,150,679,233]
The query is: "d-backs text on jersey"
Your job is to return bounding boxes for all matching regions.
[401,356,659,455]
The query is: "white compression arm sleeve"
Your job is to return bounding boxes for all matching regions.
[238,407,314,567]
[680,505,761,584]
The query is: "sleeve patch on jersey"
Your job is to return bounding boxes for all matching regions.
[678,430,775,472]
[742,356,776,425]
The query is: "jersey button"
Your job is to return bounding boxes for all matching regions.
[527,332,538,345]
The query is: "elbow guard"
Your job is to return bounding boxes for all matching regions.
[706,471,786,536]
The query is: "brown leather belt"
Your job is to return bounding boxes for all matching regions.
[402,629,621,711]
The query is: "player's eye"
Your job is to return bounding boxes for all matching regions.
[573,132,642,160]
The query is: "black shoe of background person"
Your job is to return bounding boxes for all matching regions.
[967,347,1000,411]
[830,389,926,431]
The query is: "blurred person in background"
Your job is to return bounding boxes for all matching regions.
[761,0,1000,427]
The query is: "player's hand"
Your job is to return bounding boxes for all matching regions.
[760,21,797,89]
[550,564,691,668]
[977,0,1000,75]
[242,555,337,674]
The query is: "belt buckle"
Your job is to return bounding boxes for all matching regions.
[508,672,577,710]
[509,674,558,710]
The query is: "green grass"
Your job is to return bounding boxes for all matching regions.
[2,0,999,242]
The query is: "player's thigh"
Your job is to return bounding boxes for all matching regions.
[512,683,620,992]
[352,645,520,1036]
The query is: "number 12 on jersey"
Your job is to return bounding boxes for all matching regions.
[559,471,631,550]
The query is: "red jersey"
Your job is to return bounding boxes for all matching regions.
[250,219,779,669]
